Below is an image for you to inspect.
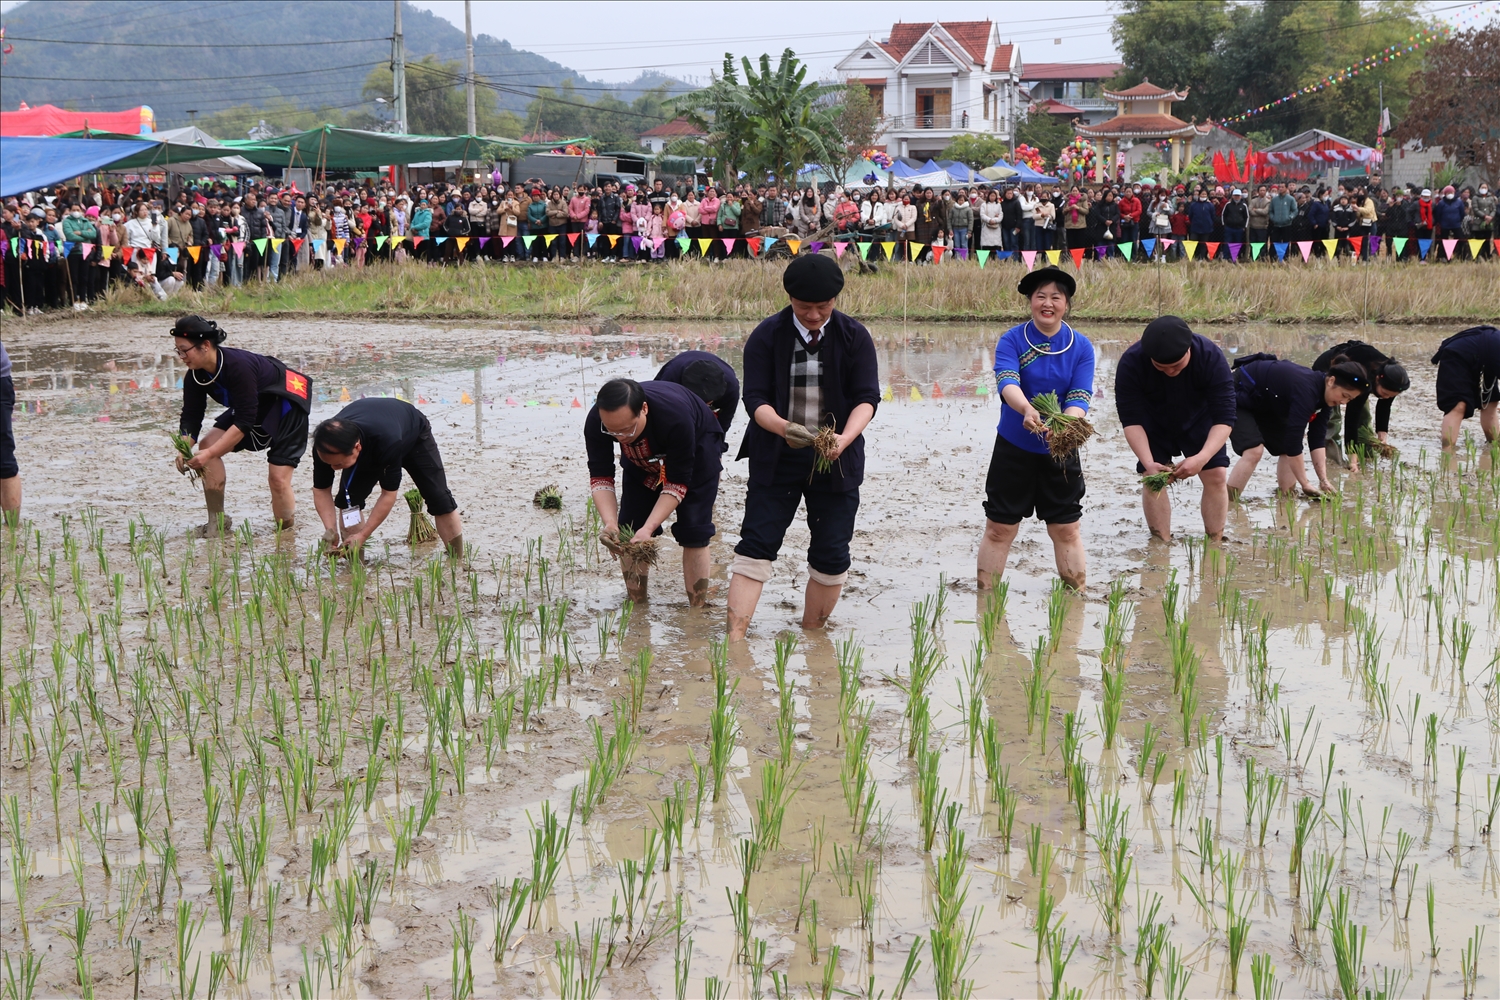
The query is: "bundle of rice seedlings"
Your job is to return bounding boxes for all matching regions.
[784,422,818,449]
[1141,467,1176,493]
[404,488,438,544]
[1031,391,1094,459]
[1354,424,1398,460]
[617,524,659,567]
[812,425,840,474]
[171,433,202,487]
[533,484,563,510]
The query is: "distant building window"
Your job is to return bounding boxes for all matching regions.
[1053,85,1064,100]
[867,84,885,116]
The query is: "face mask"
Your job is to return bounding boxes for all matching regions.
[1445,193,1455,200]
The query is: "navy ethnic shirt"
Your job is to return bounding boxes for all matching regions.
[585,380,723,502]
[654,350,740,436]
[1234,359,1330,456]
[1115,333,1235,446]
[179,346,286,440]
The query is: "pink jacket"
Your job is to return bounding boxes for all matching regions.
[699,195,721,221]
[568,195,591,223]
[640,214,664,240]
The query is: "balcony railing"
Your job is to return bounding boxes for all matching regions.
[883,113,971,131]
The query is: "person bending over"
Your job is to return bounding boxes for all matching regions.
[585,377,724,605]
[1115,316,1235,540]
[1430,325,1500,449]
[311,397,463,556]
[1226,353,1369,498]
[172,315,311,536]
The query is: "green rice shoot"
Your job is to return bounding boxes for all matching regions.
[170,432,202,488]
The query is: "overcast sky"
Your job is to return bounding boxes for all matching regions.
[405,0,1122,84]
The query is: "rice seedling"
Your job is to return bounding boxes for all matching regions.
[1030,390,1094,459]
[1460,925,1485,999]
[615,524,659,567]
[1161,941,1193,1000]
[673,931,692,1000]
[706,639,739,803]
[1226,907,1251,995]
[554,920,605,1000]
[1290,796,1316,875]
[170,433,202,487]
[527,797,575,928]
[1454,745,1467,806]
[403,488,438,544]
[626,648,652,731]
[1328,888,1366,1000]
[1426,879,1440,958]
[1141,466,1176,493]
[1251,953,1282,1000]
[1022,637,1053,737]
[751,759,802,853]
[1098,663,1124,750]
[533,484,564,510]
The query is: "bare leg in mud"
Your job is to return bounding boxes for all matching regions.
[683,546,711,607]
[977,519,1018,590]
[1227,444,1263,501]
[620,551,650,604]
[726,574,762,640]
[801,580,841,629]
[1047,521,1087,590]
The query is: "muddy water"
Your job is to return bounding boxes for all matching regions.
[1,316,1497,999]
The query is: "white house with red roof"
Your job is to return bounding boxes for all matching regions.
[836,20,1024,160]
[638,118,707,155]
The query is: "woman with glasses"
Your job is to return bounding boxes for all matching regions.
[172,314,312,537]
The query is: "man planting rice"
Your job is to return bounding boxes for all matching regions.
[654,350,740,438]
[727,253,879,640]
[171,315,311,537]
[310,398,464,556]
[976,266,1095,592]
[1115,316,1236,541]
[585,377,725,606]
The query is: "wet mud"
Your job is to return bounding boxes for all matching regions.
[1,316,1496,999]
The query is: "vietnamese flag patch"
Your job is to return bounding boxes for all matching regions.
[285,370,309,399]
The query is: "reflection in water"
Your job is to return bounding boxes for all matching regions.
[2,318,1495,998]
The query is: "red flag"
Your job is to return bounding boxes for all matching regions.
[291,238,305,253]
[931,245,946,263]
[747,236,762,256]
[1349,236,1364,255]
[567,232,579,245]
[1206,242,1221,260]
[1070,248,1085,269]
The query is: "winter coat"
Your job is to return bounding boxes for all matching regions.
[1247,196,1271,230]
[1187,198,1216,235]
[1433,195,1466,230]
[1221,200,1249,229]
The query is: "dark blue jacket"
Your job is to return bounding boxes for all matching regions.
[1433,195,1467,230]
[737,306,881,491]
[1234,359,1330,456]
[655,350,739,436]
[1115,334,1235,445]
[1306,199,1330,232]
[585,380,723,495]
[1313,340,1395,445]
[179,346,308,440]
[1187,198,1216,235]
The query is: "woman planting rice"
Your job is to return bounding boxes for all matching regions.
[171,315,311,537]
[1311,339,1410,471]
[1225,353,1369,499]
[976,265,1095,591]
[1430,325,1500,449]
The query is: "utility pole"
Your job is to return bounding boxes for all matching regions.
[392,0,408,134]
[464,0,477,136]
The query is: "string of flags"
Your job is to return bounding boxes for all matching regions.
[6,233,1496,265]
[1219,2,1491,126]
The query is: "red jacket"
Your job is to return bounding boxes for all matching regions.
[1117,195,1142,223]
[1417,198,1434,228]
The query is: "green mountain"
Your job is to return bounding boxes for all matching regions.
[0,0,685,136]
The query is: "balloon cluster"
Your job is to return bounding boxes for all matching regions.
[862,148,893,169]
[555,144,594,156]
[1054,137,1097,180]
[1013,144,1045,172]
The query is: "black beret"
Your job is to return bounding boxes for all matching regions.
[783,253,845,302]
[1140,315,1195,363]
[1017,265,1075,298]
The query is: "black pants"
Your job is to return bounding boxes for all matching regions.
[734,452,860,575]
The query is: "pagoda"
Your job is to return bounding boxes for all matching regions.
[1076,80,1200,180]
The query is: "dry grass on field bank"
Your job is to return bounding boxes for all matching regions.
[76,256,1499,325]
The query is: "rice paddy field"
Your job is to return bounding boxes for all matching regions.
[1,317,1497,999]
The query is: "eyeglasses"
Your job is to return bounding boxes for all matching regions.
[173,344,202,358]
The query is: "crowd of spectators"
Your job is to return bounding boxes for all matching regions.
[4,170,1495,315]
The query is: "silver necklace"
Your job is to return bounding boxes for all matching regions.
[190,349,222,386]
[1022,320,1075,356]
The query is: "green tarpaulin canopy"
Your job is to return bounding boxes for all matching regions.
[223,126,592,169]
[51,128,270,172]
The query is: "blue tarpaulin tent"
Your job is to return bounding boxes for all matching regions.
[1004,159,1061,185]
[0,135,156,197]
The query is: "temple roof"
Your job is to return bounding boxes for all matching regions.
[1076,114,1199,138]
[1102,80,1189,102]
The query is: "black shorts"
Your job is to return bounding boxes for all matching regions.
[1435,356,1500,417]
[619,471,719,548]
[983,434,1084,525]
[1136,425,1230,473]
[0,376,16,480]
[336,416,457,517]
[214,398,309,468]
[735,449,860,575]
[1230,411,1270,455]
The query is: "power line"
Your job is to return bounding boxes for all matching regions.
[0,33,390,48]
[0,61,384,85]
